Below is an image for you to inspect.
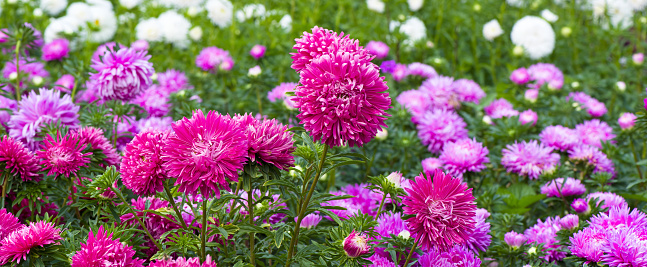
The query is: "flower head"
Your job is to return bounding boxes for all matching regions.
[2,58,49,90]
[524,216,566,261]
[601,227,647,267]
[568,145,615,175]
[157,69,192,94]
[504,231,526,248]
[501,140,560,179]
[121,130,170,196]
[290,26,372,72]
[0,209,21,240]
[589,206,647,232]
[161,110,247,197]
[0,221,61,265]
[53,74,75,93]
[195,46,234,72]
[366,41,389,59]
[380,60,396,73]
[618,113,637,130]
[250,44,266,59]
[235,114,295,170]
[418,245,481,267]
[294,50,391,147]
[525,89,538,102]
[539,125,578,151]
[452,79,485,104]
[120,197,180,257]
[510,16,555,59]
[483,19,504,41]
[419,76,458,110]
[567,92,607,117]
[484,99,519,119]
[569,226,607,263]
[37,132,91,177]
[402,170,476,251]
[42,38,69,61]
[130,85,171,117]
[343,230,370,258]
[397,90,433,118]
[518,109,538,125]
[407,63,437,79]
[75,127,119,166]
[71,226,144,267]
[559,214,579,230]
[298,214,322,229]
[422,157,443,173]
[90,47,154,101]
[390,63,408,81]
[572,198,590,214]
[137,116,173,132]
[0,136,40,181]
[439,138,489,178]
[586,192,628,212]
[510,67,530,84]
[527,63,563,90]
[462,208,492,253]
[540,177,586,197]
[415,109,468,153]
[131,39,149,51]
[375,212,408,239]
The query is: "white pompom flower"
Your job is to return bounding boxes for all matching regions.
[482,19,503,41]
[510,16,555,59]
[206,0,233,28]
[39,0,67,16]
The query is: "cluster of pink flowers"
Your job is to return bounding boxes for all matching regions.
[267,82,297,109]
[511,63,564,90]
[484,98,519,119]
[0,212,62,265]
[195,46,234,72]
[524,216,566,261]
[567,92,608,117]
[1,57,49,91]
[41,39,70,61]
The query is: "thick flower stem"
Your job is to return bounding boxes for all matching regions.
[111,187,161,251]
[374,193,388,220]
[248,189,256,265]
[201,197,208,262]
[14,41,22,102]
[403,239,419,267]
[286,145,329,265]
[163,183,189,230]
[1,174,8,208]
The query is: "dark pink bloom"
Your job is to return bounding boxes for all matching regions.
[418,245,481,267]
[402,170,476,251]
[366,41,390,59]
[569,226,607,262]
[75,126,120,166]
[572,198,590,213]
[121,130,170,196]
[0,136,40,181]
[298,214,322,229]
[234,114,295,170]
[510,67,530,84]
[601,227,647,267]
[439,138,489,179]
[120,197,180,257]
[0,209,21,240]
[343,230,370,258]
[290,26,372,72]
[89,47,155,101]
[36,132,91,178]
[589,206,647,231]
[0,221,61,265]
[501,140,560,179]
[195,46,234,72]
[71,226,144,267]
[53,74,75,93]
[41,38,69,61]
[161,110,247,197]
[415,109,468,153]
[504,231,526,248]
[250,44,266,59]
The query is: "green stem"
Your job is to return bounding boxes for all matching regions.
[403,238,419,267]
[374,193,388,220]
[248,189,256,265]
[1,174,8,208]
[201,197,208,262]
[111,186,161,251]
[113,115,119,148]
[69,178,82,221]
[286,145,329,265]
[255,85,263,114]
[630,138,645,184]
[14,41,21,102]
[163,183,189,230]
[70,77,79,102]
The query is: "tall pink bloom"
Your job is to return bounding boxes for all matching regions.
[36,132,91,178]
[294,50,391,147]
[121,130,170,196]
[402,170,476,251]
[41,38,69,61]
[75,127,120,166]
[0,209,21,240]
[290,26,372,72]
[161,110,248,197]
[0,136,40,181]
[510,67,530,84]
[234,114,295,170]
[71,226,144,267]
[501,140,560,180]
[89,47,155,101]
[618,113,637,130]
[0,221,61,265]
[439,138,489,178]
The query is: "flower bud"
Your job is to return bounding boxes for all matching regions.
[571,198,590,214]
[426,41,434,48]
[560,27,572,37]
[33,8,43,17]
[375,128,388,140]
[289,165,303,177]
[482,115,493,125]
[618,113,637,130]
[31,76,43,86]
[248,65,262,77]
[512,46,524,57]
[386,171,403,188]
[398,230,410,239]
[432,57,443,66]
[641,16,647,24]
[8,72,18,81]
[219,59,234,71]
[559,214,579,230]
[527,247,537,255]
[187,6,200,17]
[250,44,266,60]
[189,26,203,41]
[616,81,626,92]
[343,230,370,258]
[473,3,481,12]
[524,89,538,103]
[633,53,644,65]
[571,81,580,88]
[504,231,526,248]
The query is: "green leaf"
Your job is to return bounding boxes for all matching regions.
[275,227,285,248]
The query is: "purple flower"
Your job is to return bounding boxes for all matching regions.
[53,74,75,93]
[601,227,647,267]
[518,109,537,125]
[121,130,170,196]
[36,132,91,178]
[130,85,170,117]
[539,125,578,151]
[397,90,433,118]
[439,138,489,178]
[2,58,49,91]
[461,208,492,254]
[415,109,468,153]
[250,44,266,59]
[504,231,526,248]
[569,226,607,262]
[501,140,560,179]
[418,245,481,267]
[157,69,192,94]
[71,226,144,267]
[131,39,149,51]
[380,60,396,73]
[234,114,295,170]
[375,212,408,239]
[510,67,530,84]
[0,209,21,241]
[137,116,173,132]
[343,230,370,258]
[407,62,437,79]
[298,214,322,229]
[391,63,409,81]
[41,39,69,61]
[567,92,607,117]
[572,198,590,213]
[559,214,579,230]
[524,216,566,261]
[618,113,637,130]
[586,192,628,212]
[294,50,391,147]
[267,82,297,109]
[290,26,372,73]
[568,145,615,175]
[527,63,564,90]
[589,206,646,231]
[422,157,443,173]
[484,99,519,119]
[195,46,234,72]
[452,79,485,104]
[90,47,155,102]
[540,177,586,197]
[419,76,458,110]
[366,41,390,59]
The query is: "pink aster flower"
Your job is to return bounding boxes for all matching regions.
[298,214,322,229]
[343,230,370,258]
[524,89,538,102]
[484,99,519,119]
[71,226,144,267]
[601,227,647,267]
[36,132,91,178]
[452,79,485,104]
[391,63,408,81]
[250,44,266,59]
[195,47,233,71]
[501,140,560,179]
[504,231,526,248]
[91,42,124,62]
[633,53,645,65]
[397,90,433,119]
[131,39,149,51]
[510,67,530,84]
[157,69,193,94]
[294,50,391,147]
[570,226,607,263]
[53,74,75,93]
[527,63,564,90]
[572,198,590,213]
[586,192,628,212]
[2,57,49,90]
[367,254,395,267]
[418,245,481,267]
[568,145,615,175]
[366,41,389,59]
[0,221,61,265]
[8,88,79,150]
[524,216,566,262]
[75,127,119,166]
[559,214,579,230]
[375,212,408,239]
[567,92,607,117]
[268,82,297,109]
[235,114,295,170]
[407,62,437,79]
[41,38,69,61]
[402,170,476,251]
[130,85,171,117]
[540,177,586,197]
[518,109,538,125]
[0,95,17,125]
[422,157,443,173]
[439,138,490,178]
[419,76,458,110]
[89,47,155,101]
[149,256,217,267]
[334,183,382,216]
[0,136,40,181]
[161,110,248,198]
[461,208,492,253]
[415,109,468,153]
[539,125,578,151]
[290,26,372,72]
[618,112,637,130]
[121,130,170,196]
[137,116,173,132]
[0,209,22,240]
[589,206,647,231]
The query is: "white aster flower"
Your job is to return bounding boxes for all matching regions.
[136,18,163,42]
[189,26,202,41]
[482,19,503,41]
[407,0,423,11]
[88,7,117,43]
[158,11,191,48]
[66,2,92,22]
[206,0,233,27]
[510,16,555,59]
[119,0,141,9]
[44,16,86,47]
[628,0,647,11]
[541,9,559,22]
[279,14,292,31]
[235,3,266,22]
[39,0,67,16]
[366,0,384,13]
[506,0,525,7]
[391,16,427,46]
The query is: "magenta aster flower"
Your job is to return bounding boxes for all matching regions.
[234,114,295,170]
[524,216,566,261]
[510,67,530,84]
[298,214,322,229]
[137,116,173,132]
[461,208,492,253]
[157,69,193,94]
[121,129,170,196]
[540,177,586,197]
[250,44,266,59]
[501,140,560,179]
[335,183,382,216]
[41,38,69,61]
[539,125,578,151]
[618,113,637,130]
[601,227,647,267]
[586,193,628,212]
[89,47,154,101]
[161,110,248,197]
[36,132,91,178]
[268,82,297,109]
[402,170,476,251]
[195,47,234,72]
[418,245,481,267]
[0,136,40,181]
[452,79,485,104]
[589,206,646,232]
[321,192,361,220]
[149,256,217,267]
[397,90,433,119]
[53,74,75,93]
[75,127,119,166]
[504,231,526,248]
[568,145,615,175]
[366,41,389,59]
[71,226,144,267]
[367,254,395,267]
[575,120,616,148]
[343,230,370,258]
[572,198,590,213]
[8,88,80,150]
[527,63,564,90]
[419,76,458,110]
[380,60,396,73]
[130,85,171,117]
[391,63,408,81]
[422,157,443,173]
[375,212,408,239]
[2,58,49,90]
[484,99,519,119]
[559,214,579,230]
[294,50,391,147]
[407,62,437,79]
[0,209,21,240]
[569,226,607,263]
[439,138,489,178]
[518,109,538,125]
[0,221,61,265]
[290,26,372,72]
[415,109,468,153]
